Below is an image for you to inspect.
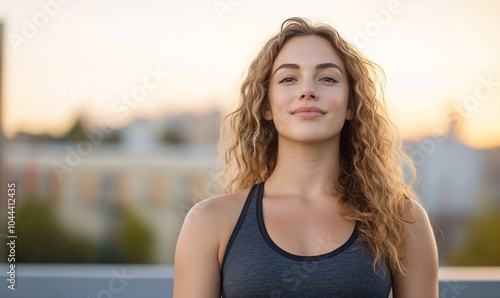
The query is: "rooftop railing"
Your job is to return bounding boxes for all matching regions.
[1,264,499,297]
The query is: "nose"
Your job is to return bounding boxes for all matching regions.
[299,80,318,100]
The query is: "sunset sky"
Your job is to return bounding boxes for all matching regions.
[1,0,499,148]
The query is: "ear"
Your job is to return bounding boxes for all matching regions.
[262,102,273,121]
[345,108,353,121]
[263,108,273,121]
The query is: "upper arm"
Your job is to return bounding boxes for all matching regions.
[392,201,439,298]
[173,200,222,298]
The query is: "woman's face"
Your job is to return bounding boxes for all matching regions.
[266,35,351,144]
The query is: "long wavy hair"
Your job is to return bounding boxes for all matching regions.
[217,17,418,275]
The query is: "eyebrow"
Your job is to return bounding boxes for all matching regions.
[273,62,343,76]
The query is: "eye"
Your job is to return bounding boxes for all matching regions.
[278,76,296,83]
[321,76,338,83]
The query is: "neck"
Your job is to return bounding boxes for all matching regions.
[266,135,341,200]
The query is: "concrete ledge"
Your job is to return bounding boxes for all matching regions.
[0,264,173,298]
[0,264,499,297]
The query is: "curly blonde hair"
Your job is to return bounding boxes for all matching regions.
[217,17,417,275]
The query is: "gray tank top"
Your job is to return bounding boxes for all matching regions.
[221,182,392,297]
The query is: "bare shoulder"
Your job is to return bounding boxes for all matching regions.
[179,187,252,262]
[403,200,438,267]
[178,187,252,264]
[406,200,435,240]
[178,188,251,258]
[392,199,439,298]
[173,187,251,297]
[184,187,251,234]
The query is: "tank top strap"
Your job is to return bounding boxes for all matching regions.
[220,182,262,270]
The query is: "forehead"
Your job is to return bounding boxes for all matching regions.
[272,35,345,71]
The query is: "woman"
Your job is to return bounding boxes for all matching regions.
[174,17,438,297]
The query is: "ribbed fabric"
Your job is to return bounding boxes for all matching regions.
[221,182,392,297]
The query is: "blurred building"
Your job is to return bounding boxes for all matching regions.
[405,134,486,216]
[404,125,500,264]
[161,111,220,144]
[3,113,221,264]
[484,148,500,209]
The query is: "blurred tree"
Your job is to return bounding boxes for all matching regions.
[5,196,98,263]
[161,129,185,145]
[116,208,154,263]
[65,117,87,141]
[102,130,121,143]
[448,211,500,266]
[62,115,121,143]
[3,196,155,264]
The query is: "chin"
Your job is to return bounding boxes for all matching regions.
[281,132,339,144]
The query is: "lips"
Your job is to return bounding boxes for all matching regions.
[291,107,326,114]
[291,106,326,119]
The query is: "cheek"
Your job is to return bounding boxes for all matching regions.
[268,88,293,113]
[333,85,349,104]
[319,87,349,108]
